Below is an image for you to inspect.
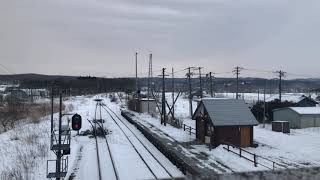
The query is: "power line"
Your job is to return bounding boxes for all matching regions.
[0,63,13,74]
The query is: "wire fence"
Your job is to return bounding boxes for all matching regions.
[223,143,288,170]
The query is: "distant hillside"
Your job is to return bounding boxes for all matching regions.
[1,74,320,93]
[0,73,77,81]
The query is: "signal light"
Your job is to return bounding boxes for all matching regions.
[72,114,82,131]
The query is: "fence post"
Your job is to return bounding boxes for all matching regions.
[189,126,192,135]
[184,124,185,131]
[239,148,242,157]
[254,154,257,167]
[227,145,230,152]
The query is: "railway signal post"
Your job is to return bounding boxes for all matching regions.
[46,90,82,179]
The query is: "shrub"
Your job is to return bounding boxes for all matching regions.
[1,168,23,180]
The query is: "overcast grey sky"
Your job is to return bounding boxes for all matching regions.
[1,0,320,78]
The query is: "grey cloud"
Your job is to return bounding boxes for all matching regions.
[0,0,320,78]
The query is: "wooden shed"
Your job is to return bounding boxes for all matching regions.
[127,98,157,114]
[192,98,259,148]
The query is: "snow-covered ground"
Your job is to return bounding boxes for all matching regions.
[128,93,320,173]
[0,108,57,179]
[0,94,184,180]
[1,92,319,179]
[64,95,183,180]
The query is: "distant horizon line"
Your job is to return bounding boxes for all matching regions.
[0,73,320,81]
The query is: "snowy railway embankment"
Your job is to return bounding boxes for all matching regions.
[121,110,227,178]
[121,110,320,180]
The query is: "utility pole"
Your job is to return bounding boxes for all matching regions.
[233,66,243,100]
[275,70,286,102]
[56,92,62,180]
[186,67,195,117]
[159,68,169,126]
[198,67,203,99]
[172,67,175,119]
[148,54,152,113]
[263,79,267,128]
[50,86,54,137]
[135,52,138,94]
[208,72,214,97]
[269,79,272,97]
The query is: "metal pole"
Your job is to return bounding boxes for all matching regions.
[51,87,54,137]
[148,54,151,113]
[135,52,138,93]
[56,93,62,180]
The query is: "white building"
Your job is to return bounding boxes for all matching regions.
[273,107,320,129]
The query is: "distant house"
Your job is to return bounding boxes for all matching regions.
[273,107,320,129]
[266,95,318,107]
[192,98,259,148]
[128,98,157,114]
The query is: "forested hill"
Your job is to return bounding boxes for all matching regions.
[1,74,320,93]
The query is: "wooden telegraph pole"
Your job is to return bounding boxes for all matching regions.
[207,72,214,97]
[186,67,195,117]
[159,68,169,125]
[233,66,243,100]
[263,79,267,128]
[198,67,203,99]
[275,70,286,102]
[172,67,175,119]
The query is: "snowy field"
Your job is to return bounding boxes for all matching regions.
[0,95,184,180]
[1,92,320,179]
[127,93,320,173]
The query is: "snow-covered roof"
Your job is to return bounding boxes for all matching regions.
[289,107,320,115]
[266,94,317,104]
[140,98,155,101]
[193,99,258,126]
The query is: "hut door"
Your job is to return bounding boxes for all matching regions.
[196,117,205,142]
[240,126,251,147]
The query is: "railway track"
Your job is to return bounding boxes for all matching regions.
[101,104,175,179]
[89,118,119,180]
[91,101,175,180]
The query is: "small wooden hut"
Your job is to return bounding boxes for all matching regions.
[192,98,258,148]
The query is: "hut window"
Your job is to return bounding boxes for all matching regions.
[207,124,214,136]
